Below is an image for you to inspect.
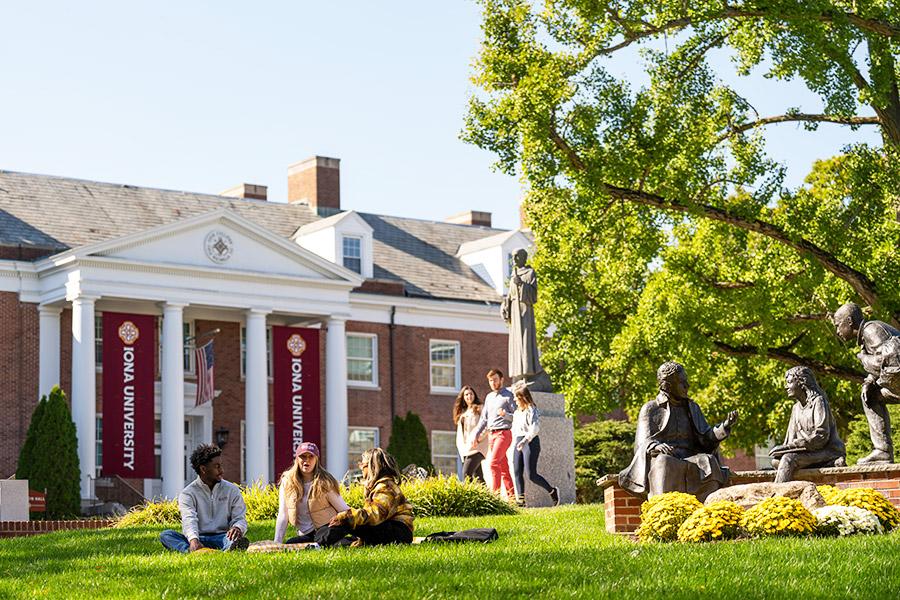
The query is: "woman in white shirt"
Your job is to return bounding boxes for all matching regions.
[512,383,559,507]
[454,385,488,483]
[274,441,349,544]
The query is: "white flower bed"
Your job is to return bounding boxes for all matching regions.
[813,505,884,536]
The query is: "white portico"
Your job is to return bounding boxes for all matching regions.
[23,208,363,500]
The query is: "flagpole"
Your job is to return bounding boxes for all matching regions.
[184,328,220,349]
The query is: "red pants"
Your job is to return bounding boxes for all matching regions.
[487,429,514,498]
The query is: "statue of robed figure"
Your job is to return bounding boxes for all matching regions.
[502,248,552,392]
[619,361,738,502]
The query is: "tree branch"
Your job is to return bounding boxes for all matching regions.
[548,124,898,328]
[594,6,900,57]
[711,339,865,383]
[730,313,828,332]
[719,113,881,142]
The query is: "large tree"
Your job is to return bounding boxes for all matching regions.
[464,0,900,449]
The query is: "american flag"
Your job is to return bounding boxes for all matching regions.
[194,340,215,406]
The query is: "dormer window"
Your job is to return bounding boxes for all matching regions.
[342,235,362,274]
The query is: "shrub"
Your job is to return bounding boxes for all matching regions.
[636,492,703,542]
[741,497,816,537]
[402,475,517,517]
[115,500,180,528]
[573,419,636,504]
[386,412,434,473]
[21,387,81,519]
[241,483,279,521]
[117,475,516,527]
[817,485,842,505]
[677,500,745,543]
[813,505,884,536]
[828,488,900,531]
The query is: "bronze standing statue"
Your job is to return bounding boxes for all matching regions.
[831,302,900,464]
[770,366,846,482]
[619,361,738,502]
[502,248,552,392]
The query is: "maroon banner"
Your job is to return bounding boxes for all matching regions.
[273,326,321,476]
[102,312,157,478]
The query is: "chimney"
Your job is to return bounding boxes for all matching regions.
[288,156,341,215]
[220,183,268,201]
[445,210,492,228]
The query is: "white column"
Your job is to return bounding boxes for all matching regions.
[38,305,62,399]
[325,316,348,479]
[244,308,270,486]
[71,295,97,499]
[161,302,187,499]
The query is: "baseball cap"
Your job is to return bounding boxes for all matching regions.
[295,442,320,458]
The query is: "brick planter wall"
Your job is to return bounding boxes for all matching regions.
[0,519,116,539]
[598,464,900,535]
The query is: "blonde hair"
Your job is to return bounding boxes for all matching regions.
[280,454,340,505]
[359,447,401,491]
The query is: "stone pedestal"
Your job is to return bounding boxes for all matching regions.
[519,392,576,507]
[0,480,30,521]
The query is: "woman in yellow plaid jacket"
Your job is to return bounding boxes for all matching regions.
[316,448,414,547]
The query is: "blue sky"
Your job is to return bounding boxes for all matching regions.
[0,2,881,231]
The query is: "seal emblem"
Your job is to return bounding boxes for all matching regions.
[118,321,140,345]
[286,334,307,357]
[204,230,234,264]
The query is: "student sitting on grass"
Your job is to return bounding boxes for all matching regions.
[274,441,349,544]
[316,448,414,547]
[159,444,249,553]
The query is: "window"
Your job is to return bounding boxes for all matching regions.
[96,415,103,477]
[431,430,459,478]
[342,235,362,274]
[95,315,103,367]
[347,334,378,387]
[155,319,194,375]
[239,421,277,484]
[240,326,273,378]
[429,340,460,393]
[348,427,379,475]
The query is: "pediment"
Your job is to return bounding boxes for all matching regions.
[63,208,363,284]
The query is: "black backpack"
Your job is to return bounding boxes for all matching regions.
[423,528,499,543]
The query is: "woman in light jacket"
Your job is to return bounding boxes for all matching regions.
[274,441,349,544]
[512,383,559,507]
[454,385,488,483]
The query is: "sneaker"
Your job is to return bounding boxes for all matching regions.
[227,536,250,552]
[549,487,560,506]
[515,496,526,508]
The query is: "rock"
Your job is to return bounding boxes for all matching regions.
[82,501,127,517]
[704,481,825,511]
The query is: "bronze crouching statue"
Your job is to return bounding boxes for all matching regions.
[618,361,738,501]
[770,366,846,482]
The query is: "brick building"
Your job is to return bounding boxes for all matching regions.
[0,156,533,501]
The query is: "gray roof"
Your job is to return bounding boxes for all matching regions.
[0,170,504,303]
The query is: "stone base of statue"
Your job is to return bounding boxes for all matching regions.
[487,391,575,507]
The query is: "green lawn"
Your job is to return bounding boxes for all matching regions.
[1,504,899,599]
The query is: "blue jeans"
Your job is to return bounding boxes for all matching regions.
[512,436,554,498]
[159,529,234,553]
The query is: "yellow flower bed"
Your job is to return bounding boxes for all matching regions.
[817,484,842,505]
[677,500,745,542]
[740,496,816,537]
[828,488,900,531]
[636,492,703,542]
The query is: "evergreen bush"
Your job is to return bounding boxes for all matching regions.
[16,394,47,483]
[573,419,636,503]
[241,483,280,521]
[386,411,434,473]
[845,407,900,464]
[21,387,81,519]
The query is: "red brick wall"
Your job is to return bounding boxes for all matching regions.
[0,519,115,538]
[345,320,508,450]
[0,293,39,478]
[2,295,507,484]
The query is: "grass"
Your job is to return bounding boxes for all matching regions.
[1,504,899,599]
